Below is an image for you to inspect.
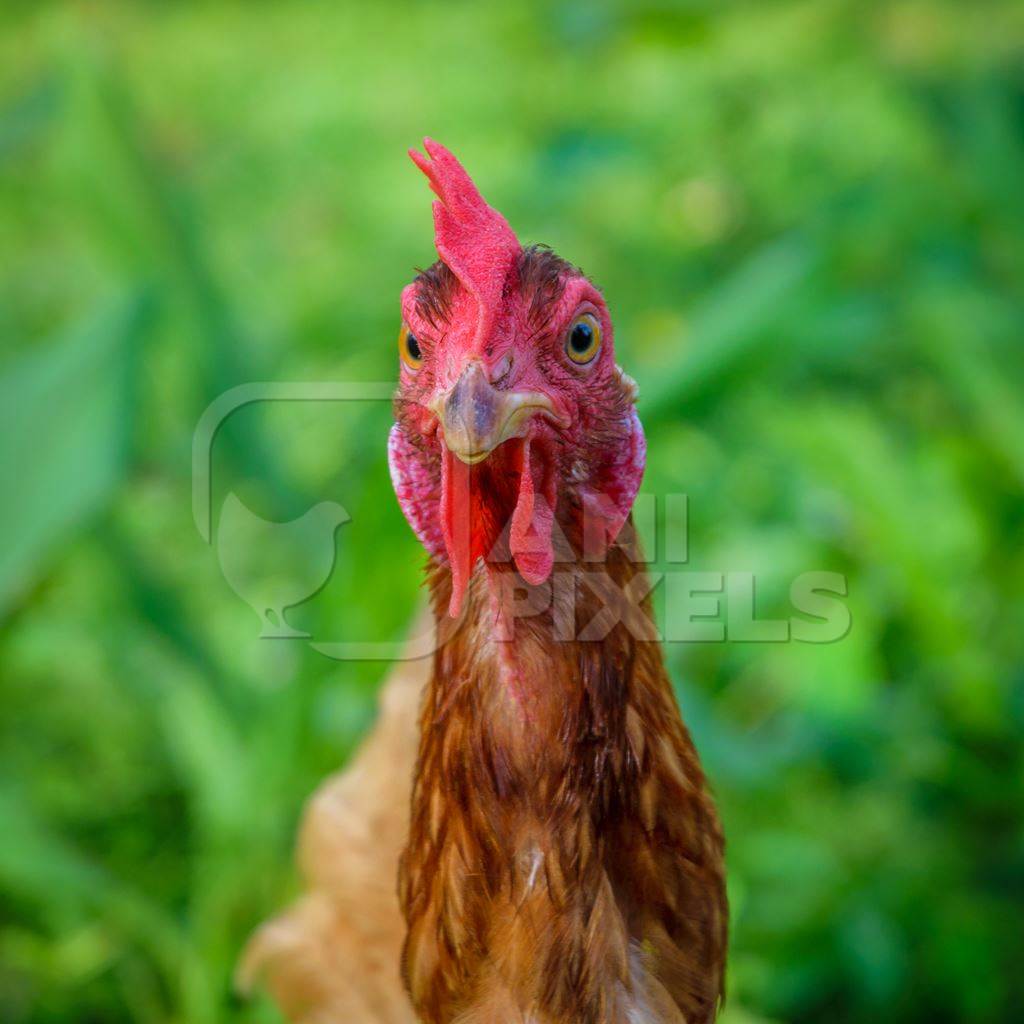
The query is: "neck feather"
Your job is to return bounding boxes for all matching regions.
[399,534,727,1024]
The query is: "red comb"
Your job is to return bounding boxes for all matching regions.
[409,138,521,348]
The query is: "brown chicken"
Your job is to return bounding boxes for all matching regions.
[241,140,727,1024]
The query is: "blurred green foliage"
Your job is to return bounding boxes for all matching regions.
[2,1,1023,1021]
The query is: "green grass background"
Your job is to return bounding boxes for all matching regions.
[2,2,1023,1021]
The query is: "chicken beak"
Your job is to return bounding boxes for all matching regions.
[428,361,564,464]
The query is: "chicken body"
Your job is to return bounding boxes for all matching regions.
[245,545,727,1024]
[243,139,727,1023]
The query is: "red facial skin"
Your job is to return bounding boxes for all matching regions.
[389,140,644,618]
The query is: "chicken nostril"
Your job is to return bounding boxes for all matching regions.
[489,353,512,383]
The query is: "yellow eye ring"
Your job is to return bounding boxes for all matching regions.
[564,312,602,365]
[398,323,423,370]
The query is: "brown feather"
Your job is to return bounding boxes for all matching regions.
[399,537,727,1024]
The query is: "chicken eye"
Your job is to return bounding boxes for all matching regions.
[398,324,423,370]
[564,313,602,365]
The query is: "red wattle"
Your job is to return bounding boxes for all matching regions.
[509,438,556,586]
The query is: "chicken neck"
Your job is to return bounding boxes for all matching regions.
[398,535,726,1024]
